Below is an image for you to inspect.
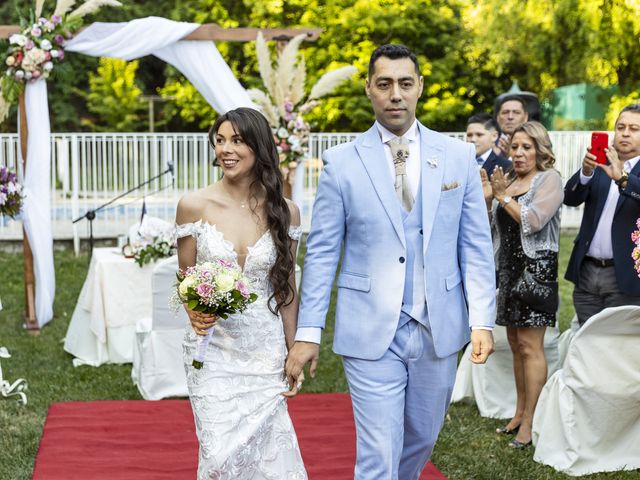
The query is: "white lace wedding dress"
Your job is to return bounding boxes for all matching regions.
[175,221,307,480]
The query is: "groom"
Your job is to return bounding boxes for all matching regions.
[286,44,496,479]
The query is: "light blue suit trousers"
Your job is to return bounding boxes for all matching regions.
[343,316,457,480]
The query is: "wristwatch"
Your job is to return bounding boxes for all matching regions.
[615,171,629,189]
[501,195,512,206]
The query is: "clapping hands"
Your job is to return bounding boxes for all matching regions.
[479,168,493,205]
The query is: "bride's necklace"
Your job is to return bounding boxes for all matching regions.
[221,183,250,209]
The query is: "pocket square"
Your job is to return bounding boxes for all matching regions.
[441,181,460,191]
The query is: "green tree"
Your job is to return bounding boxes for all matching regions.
[160,0,481,132]
[79,58,146,131]
[466,0,640,121]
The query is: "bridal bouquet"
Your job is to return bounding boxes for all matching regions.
[0,165,24,218]
[174,260,258,369]
[631,218,640,278]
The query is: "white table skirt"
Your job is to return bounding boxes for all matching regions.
[64,248,155,366]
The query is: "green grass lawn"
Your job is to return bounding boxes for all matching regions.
[0,234,636,479]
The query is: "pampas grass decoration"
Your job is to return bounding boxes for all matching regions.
[247,88,279,127]
[308,66,357,100]
[289,57,306,106]
[53,0,76,16]
[68,0,122,19]
[255,32,275,99]
[275,34,306,99]
[35,0,47,18]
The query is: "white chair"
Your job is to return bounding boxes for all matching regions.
[128,216,174,247]
[451,324,561,419]
[532,305,640,476]
[132,255,189,400]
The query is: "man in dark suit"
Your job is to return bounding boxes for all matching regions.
[466,113,511,178]
[565,103,640,325]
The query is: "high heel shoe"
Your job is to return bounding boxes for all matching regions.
[495,425,519,435]
[508,439,532,449]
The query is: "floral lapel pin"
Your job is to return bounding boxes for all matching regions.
[426,156,439,168]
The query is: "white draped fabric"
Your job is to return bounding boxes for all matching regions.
[24,17,253,327]
[21,80,55,327]
[65,16,254,113]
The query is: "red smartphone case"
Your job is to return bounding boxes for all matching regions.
[590,132,609,165]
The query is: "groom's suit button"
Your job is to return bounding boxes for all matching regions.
[399,257,405,263]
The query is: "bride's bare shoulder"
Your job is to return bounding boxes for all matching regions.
[176,185,222,224]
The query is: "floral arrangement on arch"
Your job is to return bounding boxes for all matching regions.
[0,0,123,123]
[0,165,24,218]
[248,32,357,182]
[631,218,640,278]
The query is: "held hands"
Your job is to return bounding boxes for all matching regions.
[470,329,495,364]
[185,306,217,336]
[284,341,320,397]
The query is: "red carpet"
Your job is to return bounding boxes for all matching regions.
[33,394,446,479]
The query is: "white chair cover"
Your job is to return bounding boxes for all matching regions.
[132,255,188,400]
[451,324,561,419]
[128,216,174,247]
[532,306,640,476]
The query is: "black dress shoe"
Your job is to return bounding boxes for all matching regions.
[495,425,519,435]
[508,439,532,449]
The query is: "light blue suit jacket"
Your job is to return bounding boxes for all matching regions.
[298,122,496,360]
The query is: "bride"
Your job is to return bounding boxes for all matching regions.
[175,107,307,479]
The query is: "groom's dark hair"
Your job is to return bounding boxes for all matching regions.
[368,44,420,77]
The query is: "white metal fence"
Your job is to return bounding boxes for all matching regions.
[0,131,590,246]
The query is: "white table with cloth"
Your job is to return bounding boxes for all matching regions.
[64,248,155,367]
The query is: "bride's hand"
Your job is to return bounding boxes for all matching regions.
[185,307,216,336]
[282,371,305,398]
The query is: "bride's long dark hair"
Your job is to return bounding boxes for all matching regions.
[209,108,294,314]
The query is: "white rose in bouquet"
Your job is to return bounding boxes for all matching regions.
[215,273,235,293]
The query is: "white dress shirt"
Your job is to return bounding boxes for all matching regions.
[580,155,640,259]
[477,148,492,167]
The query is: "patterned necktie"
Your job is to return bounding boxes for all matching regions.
[388,136,414,211]
[476,156,484,166]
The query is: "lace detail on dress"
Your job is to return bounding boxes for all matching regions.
[288,225,303,241]
[182,221,307,480]
[174,220,203,241]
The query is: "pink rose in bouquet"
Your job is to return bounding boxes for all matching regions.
[174,260,258,368]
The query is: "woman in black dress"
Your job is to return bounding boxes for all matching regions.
[481,121,563,449]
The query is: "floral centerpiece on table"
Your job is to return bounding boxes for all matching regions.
[0,0,123,123]
[172,261,258,369]
[0,165,24,218]
[631,218,640,278]
[248,32,357,194]
[131,234,176,267]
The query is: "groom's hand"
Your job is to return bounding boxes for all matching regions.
[285,341,320,387]
[469,329,495,364]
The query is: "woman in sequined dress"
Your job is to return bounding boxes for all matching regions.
[481,121,563,449]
